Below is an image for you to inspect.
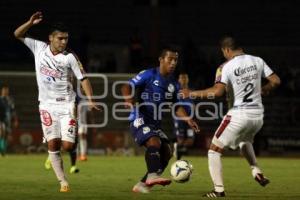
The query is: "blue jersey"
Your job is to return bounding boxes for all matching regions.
[128,67,180,128]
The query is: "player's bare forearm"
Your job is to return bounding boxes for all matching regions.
[183,83,226,100]
[14,12,43,41]
[14,21,33,41]
[80,78,93,101]
[262,74,281,96]
[175,106,192,121]
[80,79,100,111]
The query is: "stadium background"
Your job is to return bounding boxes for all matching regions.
[1,0,300,155]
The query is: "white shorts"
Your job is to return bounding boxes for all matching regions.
[39,102,77,143]
[212,108,264,150]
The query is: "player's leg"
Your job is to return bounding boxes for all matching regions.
[239,118,269,186]
[174,137,184,160]
[40,106,69,192]
[204,114,237,197]
[44,155,51,170]
[182,128,195,156]
[69,137,79,174]
[160,141,172,173]
[144,130,171,187]
[173,120,185,160]
[48,138,70,192]
[130,122,170,191]
[132,139,172,194]
[60,109,79,175]
[205,143,225,198]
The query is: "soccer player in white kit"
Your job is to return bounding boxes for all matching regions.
[181,36,281,198]
[14,12,100,192]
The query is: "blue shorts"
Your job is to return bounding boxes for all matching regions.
[130,120,169,146]
[174,120,195,139]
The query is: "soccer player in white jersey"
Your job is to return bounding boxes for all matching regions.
[181,36,280,198]
[14,12,100,192]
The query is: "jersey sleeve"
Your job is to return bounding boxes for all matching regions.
[215,65,229,85]
[129,69,151,87]
[23,37,47,55]
[261,59,274,78]
[69,53,85,80]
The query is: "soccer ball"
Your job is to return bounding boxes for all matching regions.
[170,160,193,183]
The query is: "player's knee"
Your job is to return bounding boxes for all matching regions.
[239,141,251,149]
[47,138,61,151]
[209,143,224,154]
[62,141,76,152]
[145,136,161,149]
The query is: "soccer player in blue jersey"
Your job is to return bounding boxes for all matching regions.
[121,46,200,193]
[173,73,195,160]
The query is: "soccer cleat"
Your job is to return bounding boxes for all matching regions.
[44,158,51,170]
[145,176,172,187]
[79,155,88,161]
[255,173,270,187]
[203,190,226,198]
[69,166,80,174]
[132,181,151,193]
[60,185,70,192]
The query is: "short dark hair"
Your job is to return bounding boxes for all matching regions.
[49,22,69,34]
[220,35,242,50]
[159,45,179,58]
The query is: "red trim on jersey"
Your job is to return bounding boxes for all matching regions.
[39,110,52,126]
[69,119,77,126]
[215,115,231,138]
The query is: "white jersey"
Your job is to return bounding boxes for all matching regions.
[215,54,273,108]
[23,37,85,104]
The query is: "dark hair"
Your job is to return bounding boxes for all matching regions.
[49,22,69,34]
[158,45,179,58]
[220,35,242,50]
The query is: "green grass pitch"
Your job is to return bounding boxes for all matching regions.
[0,155,299,200]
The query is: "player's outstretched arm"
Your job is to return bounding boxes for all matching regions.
[262,73,281,96]
[80,78,101,111]
[180,83,226,100]
[14,11,43,41]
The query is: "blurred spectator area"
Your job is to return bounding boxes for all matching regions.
[1,0,300,74]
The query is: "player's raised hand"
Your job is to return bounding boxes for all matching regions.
[179,88,191,99]
[29,11,43,25]
[187,119,200,133]
[88,100,102,111]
